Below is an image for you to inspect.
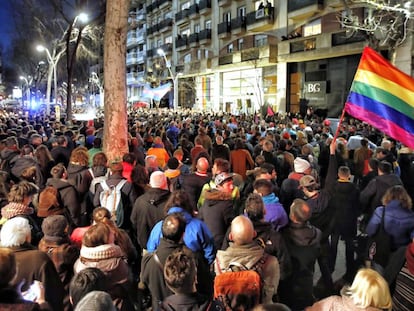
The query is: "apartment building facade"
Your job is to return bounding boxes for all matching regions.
[127,0,414,117]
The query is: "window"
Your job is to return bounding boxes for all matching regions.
[165,36,173,44]
[227,43,233,53]
[254,34,268,47]
[205,20,212,29]
[165,11,172,19]
[238,38,244,50]
[223,11,231,23]
[184,53,192,62]
[157,39,162,47]
[194,23,200,33]
[181,28,190,37]
[181,1,190,10]
[303,18,321,37]
[238,6,246,17]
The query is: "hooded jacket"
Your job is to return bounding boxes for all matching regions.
[147,206,216,264]
[130,187,170,248]
[46,178,81,227]
[199,189,235,250]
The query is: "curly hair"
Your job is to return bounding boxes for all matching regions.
[70,146,89,166]
[382,185,412,210]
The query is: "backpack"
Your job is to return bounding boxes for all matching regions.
[214,254,268,310]
[99,179,128,227]
[88,168,109,194]
[38,185,65,218]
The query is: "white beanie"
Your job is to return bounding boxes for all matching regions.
[294,157,311,173]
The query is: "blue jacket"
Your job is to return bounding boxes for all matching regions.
[147,207,216,264]
[262,193,288,231]
[366,200,414,251]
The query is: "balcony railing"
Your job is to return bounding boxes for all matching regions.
[231,16,246,31]
[175,35,188,48]
[157,0,172,9]
[158,18,173,31]
[241,48,260,62]
[218,21,231,35]
[199,0,211,14]
[199,29,212,41]
[290,38,317,53]
[189,3,199,17]
[288,0,323,12]
[219,54,233,65]
[189,33,199,45]
[332,30,366,46]
[175,9,189,23]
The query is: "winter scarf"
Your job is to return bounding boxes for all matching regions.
[1,202,34,219]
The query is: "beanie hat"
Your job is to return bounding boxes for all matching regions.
[150,171,167,189]
[294,157,310,173]
[74,291,116,311]
[41,215,68,238]
[167,157,179,170]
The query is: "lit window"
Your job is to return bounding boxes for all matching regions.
[303,18,321,37]
[227,43,233,53]
[238,39,244,50]
[165,36,172,44]
[182,1,190,10]
[205,20,212,29]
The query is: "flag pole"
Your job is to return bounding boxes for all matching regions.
[333,105,347,141]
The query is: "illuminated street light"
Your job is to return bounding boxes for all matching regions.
[157,48,179,110]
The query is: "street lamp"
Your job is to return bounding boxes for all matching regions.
[37,44,64,114]
[19,76,31,105]
[157,48,179,110]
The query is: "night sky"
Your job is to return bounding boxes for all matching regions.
[0,0,14,61]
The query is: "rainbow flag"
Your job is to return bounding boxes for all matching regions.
[345,46,414,149]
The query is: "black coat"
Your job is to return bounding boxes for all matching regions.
[279,222,321,310]
[199,190,235,250]
[331,181,360,238]
[130,187,170,248]
[46,178,81,227]
[181,173,211,211]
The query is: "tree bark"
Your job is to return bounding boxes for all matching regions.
[103,0,129,162]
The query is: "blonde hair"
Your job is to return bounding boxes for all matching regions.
[343,268,391,310]
[7,181,38,203]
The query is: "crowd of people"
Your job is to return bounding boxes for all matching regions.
[0,108,414,310]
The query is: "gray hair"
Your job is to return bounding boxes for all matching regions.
[0,217,31,247]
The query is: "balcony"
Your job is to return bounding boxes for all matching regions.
[175,9,189,25]
[158,18,173,32]
[219,54,233,65]
[146,3,153,14]
[126,71,145,85]
[278,31,365,62]
[160,43,173,55]
[218,0,231,7]
[199,28,212,44]
[230,16,246,35]
[246,8,275,32]
[147,48,154,58]
[189,33,199,47]
[175,35,188,51]
[199,0,211,15]
[126,34,137,47]
[126,53,138,66]
[157,0,172,10]
[189,3,199,20]
[288,0,323,20]
[241,48,260,62]
[176,64,184,73]
[218,21,231,39]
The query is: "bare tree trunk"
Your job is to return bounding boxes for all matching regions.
[103,0,129,161]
